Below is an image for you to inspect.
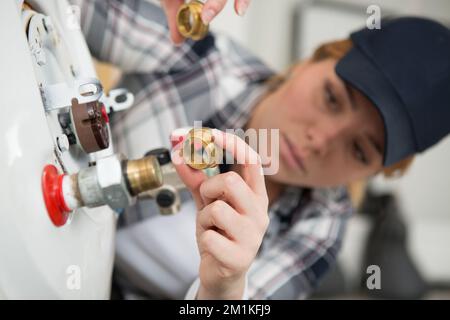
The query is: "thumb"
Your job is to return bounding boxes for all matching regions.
[161,0,185,45]
[171,147,208,209]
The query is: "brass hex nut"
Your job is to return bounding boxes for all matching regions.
[96,154,133,210]
[182,127,218,170]
[176,0,209,41]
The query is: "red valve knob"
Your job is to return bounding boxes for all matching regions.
[41,165,71,227]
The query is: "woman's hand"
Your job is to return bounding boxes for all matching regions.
[161,0,251,44]
[173,129,269,299]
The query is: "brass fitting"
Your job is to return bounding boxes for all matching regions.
[176,0,209,41]
[182,127,218,170]
[125,156,163,196]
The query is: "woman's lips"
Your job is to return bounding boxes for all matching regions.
[280,133,307,173]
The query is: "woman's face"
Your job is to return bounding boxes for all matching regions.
[250,58,386,187]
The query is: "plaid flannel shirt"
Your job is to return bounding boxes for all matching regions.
[73,0,353,299]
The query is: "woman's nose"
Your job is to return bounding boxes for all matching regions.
[306,124,343,156]
[306,128,326,156]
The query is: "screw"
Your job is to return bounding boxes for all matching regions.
[57,134,70,152]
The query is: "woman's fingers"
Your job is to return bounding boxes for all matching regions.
[162,0,251,44]
[198,200,249,241]
[202,0,227,24]
[171,147,208,209]
[199,171,257,216]
[199,229,245,273]
[161,0,186,45]
[212,129,268,200]
[198,172,269,237]
[161,0,250,44]
[234,0,250,16]
[203,0,252,21]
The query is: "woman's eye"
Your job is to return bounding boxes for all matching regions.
[324,81,340,112]
[353,141,368,165]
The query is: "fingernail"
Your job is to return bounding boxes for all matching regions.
[237,2,248,16]
[202,9,215,24]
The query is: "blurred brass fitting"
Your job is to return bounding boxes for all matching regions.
[176,0,209,41]
[182,127,218,170]
[125,156,163,196]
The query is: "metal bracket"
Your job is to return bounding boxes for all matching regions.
[42,78,134,114]
[42,77,103,112]
[99,88,134,113]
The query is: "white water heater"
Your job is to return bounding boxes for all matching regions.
[0,0,162,299]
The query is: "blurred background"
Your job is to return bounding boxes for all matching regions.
[210,0,450,299]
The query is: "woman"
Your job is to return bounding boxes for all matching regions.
[73,0,450,299]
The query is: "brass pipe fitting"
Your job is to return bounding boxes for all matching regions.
[125,156,163,196]
[176,0,209,41]
[182,127,218,170]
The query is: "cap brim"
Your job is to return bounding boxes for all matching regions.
[336,48,416,166]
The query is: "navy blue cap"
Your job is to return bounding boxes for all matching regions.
[336,17,450,166]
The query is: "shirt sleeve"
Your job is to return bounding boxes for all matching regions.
[70,0,207,73]
[185,277,249,300]
[247,187,353,300]
[71,0,274,131]
[184,278,200,300]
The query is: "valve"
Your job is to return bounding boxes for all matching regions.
[136,128,221,215]
[139,148,185,215]
[41,154,163,227]
[70,97,110,153]
[42,127,224,225]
